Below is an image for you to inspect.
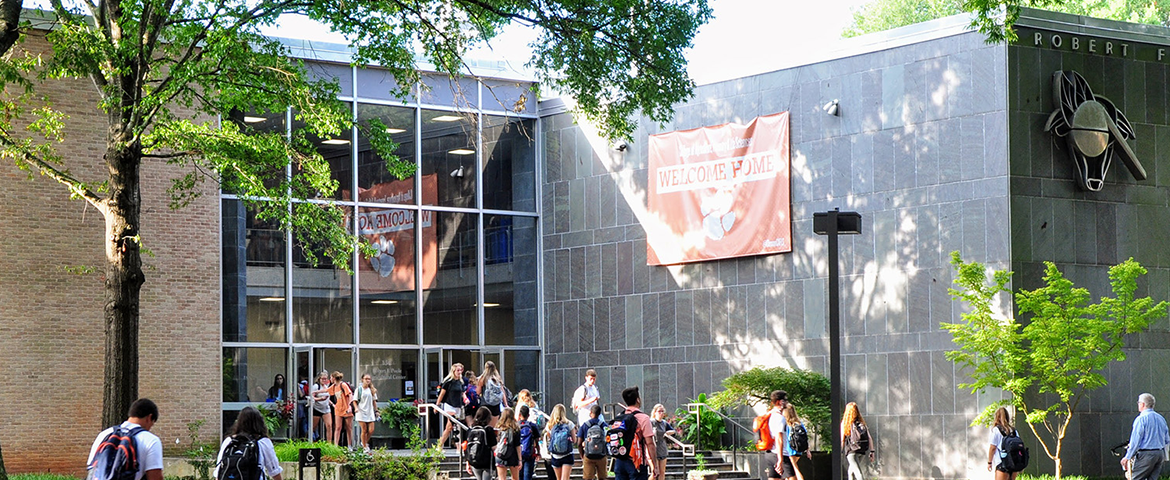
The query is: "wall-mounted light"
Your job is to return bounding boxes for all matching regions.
[450,166,465,178]
[448,148,475,155]
[322,138,351,145]
[823,99,840,116]
[432,115,462,122]
[258,297,285,302]
[243,116,267,123]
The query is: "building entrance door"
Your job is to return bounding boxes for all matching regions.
[294,346,354,441]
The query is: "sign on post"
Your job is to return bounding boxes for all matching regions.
[298,448,321,480]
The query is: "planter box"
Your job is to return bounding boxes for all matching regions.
[161,458,347,480]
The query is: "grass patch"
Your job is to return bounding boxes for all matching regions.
[11,474,81,480]
[273,440,348,462]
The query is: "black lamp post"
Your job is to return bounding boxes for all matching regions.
[813,208,862,480]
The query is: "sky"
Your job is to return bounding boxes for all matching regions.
[261,0,876,86]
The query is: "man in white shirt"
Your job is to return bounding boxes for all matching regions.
[87,398,164,480]
[573,369,603,425]
[762,390,789,480]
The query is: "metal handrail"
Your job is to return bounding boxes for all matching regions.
[685,402,759,468]
[417,403,471,473]
[603,402,627,422]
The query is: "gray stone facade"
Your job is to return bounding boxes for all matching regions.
[540,9,1170,480]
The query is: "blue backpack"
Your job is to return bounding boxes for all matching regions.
[519,422,538,460]
[89,426,144,480]
[550,423,574,456]
[465,384,480,409]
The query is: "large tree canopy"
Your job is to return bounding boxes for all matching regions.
[0,0,711,430]
[844,0,1170,40]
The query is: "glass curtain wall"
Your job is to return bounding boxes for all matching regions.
[220,64,541,443]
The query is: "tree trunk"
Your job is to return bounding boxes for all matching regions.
[1054,450,1062,480]
[0,0,22,58]
[101,138,144,428]
[0,439,8,480]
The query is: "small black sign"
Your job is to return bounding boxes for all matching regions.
[299,448,321,468]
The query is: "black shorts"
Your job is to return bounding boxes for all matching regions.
[762,452,783,479]
[550,454,575,468]
[484,403,502,417]
[313,408,329,417]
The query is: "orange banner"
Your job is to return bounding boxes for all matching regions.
[647,112,792,265]
[347,175,438,293]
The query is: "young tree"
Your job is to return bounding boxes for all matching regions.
[945,252,1168,479]
[707,366,831,441]
[0,0,712,430]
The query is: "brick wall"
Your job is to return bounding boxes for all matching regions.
[0,31,221,475]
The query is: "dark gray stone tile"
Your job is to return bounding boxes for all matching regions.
[867,353,890,415]
[986,198,1011,263]
[555,249,571,301]
[938,117,963,184]
[728,286,748,342]
[1124,60,1146,124]
[861,69,884,133]
[563,300,579,353]
[1052,198,1076,263]
[570,179,586,232]
[908,351,932,414]
[711,287,730,342]
[888,353,911,415]
[960,115,986,181]
[658,292,676,347]
[578,298,595,353]
[803,278,827,339]
[894,129,917,190]
[675,291,694,346]
[908,273,932,333]
[785,281,805,339]
[693,289,713,345]
[642,293,660,349]
[554,181,570,233]
[1147,64,1168,126]
[632,243,649,294]
[594,298,611,351]
[625,295,643,350]
[931,351,955,415]
[570,247,587,299]
[962,199,988,261]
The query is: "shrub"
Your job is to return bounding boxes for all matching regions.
[673,393,727,450]
[11,475,80,480]
[345,443,441,480]
[274,440,348,463]
[708,367,830,441]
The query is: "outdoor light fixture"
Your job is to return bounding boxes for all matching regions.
[450,165,465,178]
[822,99,840,116]
[431,115,462,122]
[448,148,475,155]
[370,300,399,305]
[258,297,285,302]
[813,208,862,480]
[384,127,407,134]
[243,116,267,123]
[321,138,351,145]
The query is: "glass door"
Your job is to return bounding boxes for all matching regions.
[293,346,311,439]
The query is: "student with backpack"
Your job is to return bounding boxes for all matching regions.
[782,404,810,480]
[756,390,788,480]
[516,405,540,480]
[989,406,1030,480]
[436,363,466,447]
[465,407,498,480]
[544,404,578,480]
[649,404,676,480]
[572,370,603,426]
[353,374,379,453]
[87,398,164,480]
[464,370,480,426]
[214,406,283,480]
[496,407,524,480]
[578,405,609,480]
[841,402,874,480]
[328,371,355,447]
[479,361,508,427]
[610,387,657,480]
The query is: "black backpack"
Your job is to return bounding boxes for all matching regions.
[606,412,645,461]
[998,429,1029,472]
[851,421,870,452]
[216,435,262,480]
[583,421,608,459]
[788,423,809,454]
[494,429,511,461]
[89,426,145,480]
[466,427,492,468]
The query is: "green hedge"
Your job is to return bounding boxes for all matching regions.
[273,440,348,462]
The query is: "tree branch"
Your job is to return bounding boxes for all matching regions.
[0,136,108,212]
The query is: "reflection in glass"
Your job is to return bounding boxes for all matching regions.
[224,109,288,190]
[355,204,422,345]
[356,69,411,102]
[420,109,476,208]
[422,211,477,344]
[357,349,418,402]
[484,215,538,346]
[482,80,535,114]
[292,213,355,343]
[419,74,478,108]
[304,62,354,97]
[223,347,289,403]
[293,107,354,200]
[223,199,286,343]
[357,104,416,193]
[482,117,536,212]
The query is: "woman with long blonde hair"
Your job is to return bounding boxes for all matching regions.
[478,361,506,426]
[495,407,522,480]
[650,404,676,480]
[988,407,1020,480]
[782,404,809,480]
[841,402,873,480]
[544,404,577,480]
[436,363,465,447]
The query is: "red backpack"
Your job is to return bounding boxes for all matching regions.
[753,412,774,451]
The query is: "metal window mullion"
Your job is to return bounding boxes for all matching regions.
[285,106,295,346]
[351,89,360,351]
[476,102,485,348]
[534,114,545,396]
[415,103,424,348]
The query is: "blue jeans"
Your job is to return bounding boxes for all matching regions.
[613,458,648,480]
[520,458,537,480]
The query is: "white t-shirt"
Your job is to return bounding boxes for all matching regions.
[215,436,284,479]
[573,384,600,425]
[354,386,378,423]
[87,422,164,480]
[312,383,331,413]
[989,427,1007,469]
[768,407,786,455]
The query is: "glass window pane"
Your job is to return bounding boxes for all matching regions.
[293,107,354,200]
[356,104,416,195]
[224,109,288,190]
[482,117,536,212]
[357,349,419,402]
[356,205,421,345]
[419,74,477,108]
[420,109,476,208]
[355,69,411,102]
[305,62,354,98]
[503,350,540,395]
[223,347,289,403]
[422,211,478,345]
[223,199,286,343]
[485,216,538,346]
[482,80,535,114]
[292,210,355,344]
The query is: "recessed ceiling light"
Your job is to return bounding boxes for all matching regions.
[448,149,475,155]
[475,302,501,308]
[371,300,399,305]
[258,297,285,302]
[322,139,351,145]
[243,116,267,123]
[384,128,407,134]
[431,115,462,122]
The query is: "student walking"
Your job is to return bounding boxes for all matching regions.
[479,361,507,427]
[496,407,524,480]
[466,407,498,480]
[353,374,379,452]
[761,391,788,480]
[545,404,578,480]
[578,405,609,480]
[310,371,334,443]
[1121,393,1170,480]
[782,404,810,480]
[329,371,355,447]
[572,370,602,425]
[437,363,466,447]
[87,398,163,480]
[612,387,656,480]
[215,406,284,480]
[650,404,676,480]
[842,402,874,480]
